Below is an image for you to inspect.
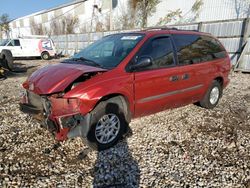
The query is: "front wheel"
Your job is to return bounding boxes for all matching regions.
[199,80,222,109]
[1,50,14,70]
[85,100,127,151]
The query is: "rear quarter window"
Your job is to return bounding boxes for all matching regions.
[173,34,227,65]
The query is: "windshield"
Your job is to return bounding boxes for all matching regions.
[0,39,10,46]
[69,33,144,69]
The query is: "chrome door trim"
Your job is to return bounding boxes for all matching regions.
[137,84,203,103]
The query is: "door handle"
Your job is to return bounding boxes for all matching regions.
[182,73,190,80]
[169,75,179,82]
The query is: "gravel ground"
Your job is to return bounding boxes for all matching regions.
[0,59,249,188]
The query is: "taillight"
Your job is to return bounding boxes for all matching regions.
[22,80,29,89]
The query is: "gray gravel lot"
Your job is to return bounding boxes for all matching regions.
[0,59,249,187]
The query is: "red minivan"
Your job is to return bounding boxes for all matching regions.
[20,28,231,150]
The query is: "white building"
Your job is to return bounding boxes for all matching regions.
[149,0,250,25]
[6,0,250,38]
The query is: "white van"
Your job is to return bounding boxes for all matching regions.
[0,36,56,60]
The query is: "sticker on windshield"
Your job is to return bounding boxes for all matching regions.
[121,36,142,40]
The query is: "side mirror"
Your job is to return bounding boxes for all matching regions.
[129,56,153,71]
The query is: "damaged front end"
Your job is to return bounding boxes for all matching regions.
[19,64,106,142]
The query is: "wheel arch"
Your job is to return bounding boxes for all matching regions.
[41,50,49,55]
[93,93,132,123]
[0,53,5,59]
[0,53,6,60]
[214,76,224,87]
[1,49,12,59]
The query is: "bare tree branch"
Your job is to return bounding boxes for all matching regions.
[0,14,10,38]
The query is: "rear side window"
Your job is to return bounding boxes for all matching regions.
[173,34,227,65]
[136,36,175,70]
[14,40,20,46]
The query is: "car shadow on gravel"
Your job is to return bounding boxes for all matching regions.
[92,140,140,188]
[92,103,140,187]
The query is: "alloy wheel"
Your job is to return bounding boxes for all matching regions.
[95,114,120,144]
[209,86,220,105]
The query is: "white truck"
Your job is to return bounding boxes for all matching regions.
[0,36,56,60]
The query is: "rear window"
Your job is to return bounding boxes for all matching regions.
[173,34,227,65]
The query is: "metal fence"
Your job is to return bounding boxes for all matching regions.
[51,18,250,72]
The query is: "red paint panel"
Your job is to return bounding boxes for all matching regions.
[64,70,134,115]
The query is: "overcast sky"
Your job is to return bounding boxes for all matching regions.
[0,0,72,20]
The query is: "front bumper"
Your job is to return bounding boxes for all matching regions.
[19,90,90,141]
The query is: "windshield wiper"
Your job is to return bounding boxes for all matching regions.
[69,57,102,68]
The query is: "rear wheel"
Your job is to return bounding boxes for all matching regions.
[85,99,127,151]
[41,51,50,60]
[199,80,222,109]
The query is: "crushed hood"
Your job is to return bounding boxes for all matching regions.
[27,62,106,95]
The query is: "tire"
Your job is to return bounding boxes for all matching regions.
[85,99,127,151]
[41,51,50,60]
[1,50,14,70]
[199,80,222,109]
